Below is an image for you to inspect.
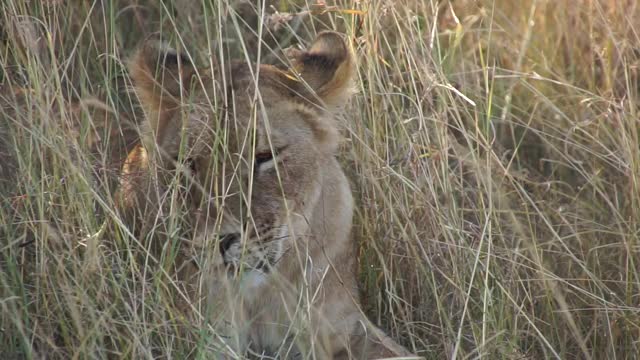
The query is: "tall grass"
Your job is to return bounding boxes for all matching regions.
[1,0,639,358]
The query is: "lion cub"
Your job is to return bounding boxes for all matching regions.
[117,32,417,359]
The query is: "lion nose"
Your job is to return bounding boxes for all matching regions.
[218,233,239,257]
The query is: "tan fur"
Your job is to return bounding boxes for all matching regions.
[118,32,418,359]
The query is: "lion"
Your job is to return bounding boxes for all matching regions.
[116,31,417,359]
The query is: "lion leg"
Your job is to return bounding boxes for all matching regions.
[333,320,415,360]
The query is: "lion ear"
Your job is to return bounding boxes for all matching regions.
[129,40,196,157]
[289,31,355,108]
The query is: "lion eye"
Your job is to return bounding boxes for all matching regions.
[255,151,274,166]
[254,146,287,169]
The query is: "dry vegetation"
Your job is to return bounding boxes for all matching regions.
[1,0,639,359]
